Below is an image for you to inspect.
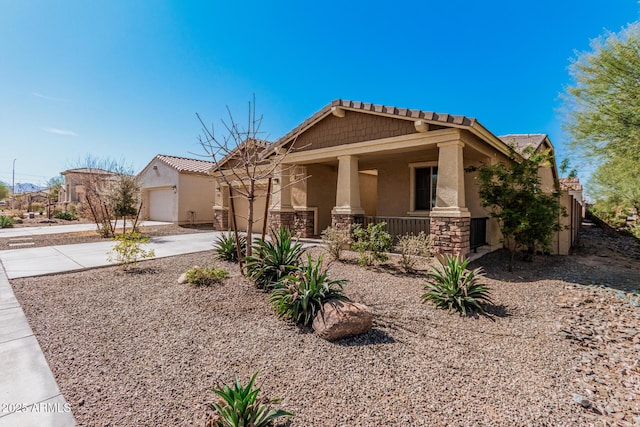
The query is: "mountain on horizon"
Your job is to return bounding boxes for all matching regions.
[12,182,47,194]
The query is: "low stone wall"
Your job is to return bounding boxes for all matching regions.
[331,213,363,231]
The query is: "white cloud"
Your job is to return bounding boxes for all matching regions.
[43,127,78,136]
[32,92,71,102]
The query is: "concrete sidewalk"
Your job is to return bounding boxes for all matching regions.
[0,269,76,426]
[0,231,223,279]
[0,220,172,239]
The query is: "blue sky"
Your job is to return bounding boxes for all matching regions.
[1,0,639,188]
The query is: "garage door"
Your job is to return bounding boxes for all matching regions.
[148,188,175,222]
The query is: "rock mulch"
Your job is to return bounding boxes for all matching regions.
[557,285,640,425]
[8,222,640,426]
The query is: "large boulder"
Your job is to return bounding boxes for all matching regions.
[312,300,373,341]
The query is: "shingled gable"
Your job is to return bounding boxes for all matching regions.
[261,99,513,159]
[498,134,552,157]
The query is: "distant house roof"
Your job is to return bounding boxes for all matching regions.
[154,154,215,174]
[559,177,583,191]
[498,134,549,156]
[61,167,115,175]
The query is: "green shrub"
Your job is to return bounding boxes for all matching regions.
[351,222,393,266]
[108,232,155,271]
[215,232,247,262]
[0,215,14,228]
[422,255,492,315]
[207,371,293,427]
[244,227,303,290]
[183,265,228,286]
[395,231,432,271]
[270,254,349,326]
[53,211,78,221]
[321,226,351,261]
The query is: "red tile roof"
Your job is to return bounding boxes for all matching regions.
[155,155,214,174]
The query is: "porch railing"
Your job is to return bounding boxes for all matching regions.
[354,216,430,242]
[470,217,488,251]
[354,215,489,251]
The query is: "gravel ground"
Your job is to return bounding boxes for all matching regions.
[10,223,640,426]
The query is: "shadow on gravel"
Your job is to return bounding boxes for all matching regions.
[334,328,396,347]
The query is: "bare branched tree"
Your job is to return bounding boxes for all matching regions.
[197,97,304,258]
[69,156,139,237]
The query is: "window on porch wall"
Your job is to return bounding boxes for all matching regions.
[414,166,438,211]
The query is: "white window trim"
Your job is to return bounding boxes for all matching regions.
[408,161,437,216]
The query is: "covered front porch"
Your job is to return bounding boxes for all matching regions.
[269,127,500,257]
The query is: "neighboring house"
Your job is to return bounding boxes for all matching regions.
[137,154,215,224]
[58,168,117,204]
[212,99,582,257]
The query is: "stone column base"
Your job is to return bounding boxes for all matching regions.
[430,216,471,257]
[213,208,229,231]
[331,213,364,231]
[268,210,316,238]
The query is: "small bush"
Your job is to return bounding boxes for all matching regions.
[0,215,14,228]
[244,227,304,290]
[395,231,432,271]
[422,255,492,315]
[53,211,78,221]
[215,232,247,262]
[183,265,228,286]
[108,232,155,271]
[207,371,293,427]
[321,226,351,260]
[351,222,393,266]
[270,254,348,327]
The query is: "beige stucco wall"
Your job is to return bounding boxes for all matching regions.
[177,173,215,224]
[359,172,377,216]
[306,164,337,233]
[232,188,268,233]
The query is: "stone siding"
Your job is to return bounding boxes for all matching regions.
[331,213,364,231]
[213,208,229,231]
[430,217,471,257]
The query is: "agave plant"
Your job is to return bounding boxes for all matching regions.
[244,227,303,290]
[0,215,14,229]
[208,371,293,427]
[215,232,247,263]
[270,254,349,326]
[421,255,492,315]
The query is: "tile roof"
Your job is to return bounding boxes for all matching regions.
[156,155,215,174]
[559,177,583,191]
[61,168,115,175]
[498,134,549,156]
[272,99,478,148]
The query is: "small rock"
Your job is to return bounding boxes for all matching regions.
[572,394,591,409]
[78,398,85,406]
[177,273,187,284]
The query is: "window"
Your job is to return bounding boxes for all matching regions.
[413,166,438,211]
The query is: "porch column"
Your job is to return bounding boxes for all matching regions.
[212,181,229,231]
[430,140,471,257]
[331,155,364,229]
[269,165,296,230]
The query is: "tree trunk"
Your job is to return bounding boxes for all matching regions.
[246,179,255,257]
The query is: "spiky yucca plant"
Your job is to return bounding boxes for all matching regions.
[215,232,247,263]
[208,371,293,427]
[422,255,492,315]
[270,254,349,326]
[244,227,303,290]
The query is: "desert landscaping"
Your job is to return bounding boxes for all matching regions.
[6,221,640,426]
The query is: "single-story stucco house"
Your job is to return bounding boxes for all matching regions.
[137,154,215,224]
[211,99,582,257]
